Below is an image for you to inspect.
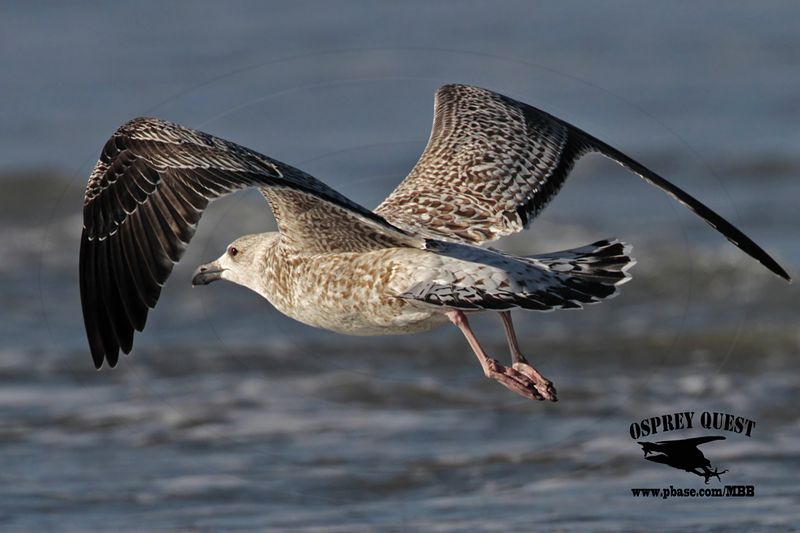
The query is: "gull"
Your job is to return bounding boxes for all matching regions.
[80,84,790,401]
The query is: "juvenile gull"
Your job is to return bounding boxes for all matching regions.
[80,84,790,401]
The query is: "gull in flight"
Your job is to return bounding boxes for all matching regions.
[80,84,790,401]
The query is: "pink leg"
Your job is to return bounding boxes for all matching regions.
[446,310,546,401]
[500,311,557,401]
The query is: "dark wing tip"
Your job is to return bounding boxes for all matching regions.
[713,218,792,282]
[570,130,792,283]
[80,234,118,369]
[761,257,791,282]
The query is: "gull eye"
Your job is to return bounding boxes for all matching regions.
[228,246,239,257]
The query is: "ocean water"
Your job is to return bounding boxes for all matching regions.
[1,2,799,531]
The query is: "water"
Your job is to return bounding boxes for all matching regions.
[2,2,799,531]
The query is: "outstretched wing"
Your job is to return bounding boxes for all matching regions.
[81,117,420,369]
[376,84,790,281]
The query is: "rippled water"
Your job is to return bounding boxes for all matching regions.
[2,2,799,531]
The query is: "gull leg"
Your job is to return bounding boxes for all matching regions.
[500,311,557,401]
[446,310,545,401]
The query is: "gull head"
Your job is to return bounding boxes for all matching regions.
[192,232,278,291]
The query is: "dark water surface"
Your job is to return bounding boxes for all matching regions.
[2,2,799,531]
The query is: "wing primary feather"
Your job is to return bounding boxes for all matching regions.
[138,201,180,267]
[148,187,191,247]
[99,236,134,354]
[108,228,148,331]
[157,178,201,234]
[128,206,171,285]
[79,236,108,368]
[572,130,791,282]
[119,220,159,310]
[92,239,122,367]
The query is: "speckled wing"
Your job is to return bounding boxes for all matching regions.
[376,84,789,281]
[81,117,420,369]
[376,84,578,243]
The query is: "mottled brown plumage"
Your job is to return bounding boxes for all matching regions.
[80,84,789,401]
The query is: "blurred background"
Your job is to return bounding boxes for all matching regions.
[1,2,798,531]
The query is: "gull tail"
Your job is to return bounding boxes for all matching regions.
[402,239,635,312]
[525,238,635,287]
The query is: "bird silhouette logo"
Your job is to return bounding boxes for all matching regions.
[638,436,728,483]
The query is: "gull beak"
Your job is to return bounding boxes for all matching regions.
[191,261,225,286]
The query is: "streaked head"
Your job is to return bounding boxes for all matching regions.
[192,232,278,291]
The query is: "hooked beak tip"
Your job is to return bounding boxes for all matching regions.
[191,263,224,286]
